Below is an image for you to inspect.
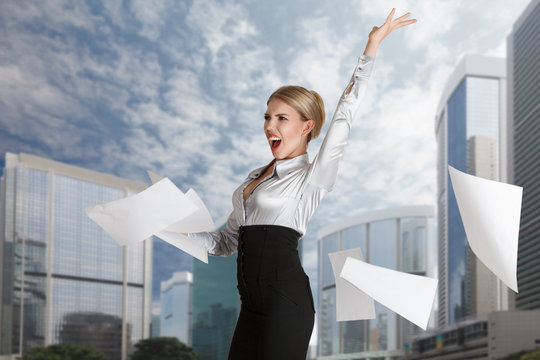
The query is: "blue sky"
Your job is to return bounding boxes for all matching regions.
[0,0,533,339]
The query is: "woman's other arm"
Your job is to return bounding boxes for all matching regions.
[186,210,240,257]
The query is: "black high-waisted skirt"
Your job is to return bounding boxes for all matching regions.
[228,225,315,360]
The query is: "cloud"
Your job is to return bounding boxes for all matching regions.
[186,0,257,60]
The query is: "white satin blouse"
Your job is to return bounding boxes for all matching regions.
[189,54,375,256]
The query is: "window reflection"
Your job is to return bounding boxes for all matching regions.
[320,287,338,356]
[51,278,123,360]
[321,233,339,288]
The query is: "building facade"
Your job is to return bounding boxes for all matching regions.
[435,55,509,327]
[506,0,540,310]
[191,248,240,360]
[160,271,192,345]
[410,310,540,360]
[317,206,437,359]
[0,153,152,360]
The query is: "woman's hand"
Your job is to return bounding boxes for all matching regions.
[364,8,417,57]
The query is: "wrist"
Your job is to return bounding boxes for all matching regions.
[363,40,379,57]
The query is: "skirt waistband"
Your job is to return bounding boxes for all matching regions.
[236,224,304,283]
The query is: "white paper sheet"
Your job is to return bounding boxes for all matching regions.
[147,170,165,184]
[86,172,217,263]
[146,171,214,263]
[448,165,522,292]
[329,248,375,321]
[340,257,438,330]
[85,178,198,246]
[148,172,216,234]
[154,230,208,264]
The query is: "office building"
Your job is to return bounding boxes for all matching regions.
[435,54,509,327]
[0,153,152,360]
[317,206,436,359]
[160,271,192,345]
[410,310,540,359]
[191,246,240,360]
[151,313,161,338]
[507,0,540,310]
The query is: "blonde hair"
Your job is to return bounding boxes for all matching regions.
[267,86,325,143]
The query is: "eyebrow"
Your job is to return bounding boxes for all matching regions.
[264,113,289,116]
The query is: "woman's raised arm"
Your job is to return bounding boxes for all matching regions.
[307,8,416,191]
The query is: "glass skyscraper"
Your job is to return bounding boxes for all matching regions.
[435,55,508,327]
[191,252,240,360]
[0,152,152,360]
[160,271,192,345]
[317,206,436,359]
[507,0,540,310]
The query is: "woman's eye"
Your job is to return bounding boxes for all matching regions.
[264,115,270,121]
[279,116,287,121]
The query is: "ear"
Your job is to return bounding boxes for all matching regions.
[302,119,315,137]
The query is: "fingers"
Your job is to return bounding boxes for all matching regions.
[395,11,413,21]
[394,18,417,29]
[388,9,417,28]
[385,8,396,23]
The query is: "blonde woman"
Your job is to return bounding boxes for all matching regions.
[188,8,417,359]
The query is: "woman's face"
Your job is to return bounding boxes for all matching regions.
[264,98,314,160]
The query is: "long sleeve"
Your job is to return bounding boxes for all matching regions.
[307,54,375,191]
[187,209,240,257]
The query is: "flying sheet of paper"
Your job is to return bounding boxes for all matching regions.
[448,165,522,292]
[148,171,216,233]
[154,230,209,264]
[147,171,215,263]
[340,257,438,330]
[85,178,198,246]
[329,248,375,321]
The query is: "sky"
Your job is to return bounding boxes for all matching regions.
[0,0,533,340]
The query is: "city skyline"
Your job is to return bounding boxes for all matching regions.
[0,0,534,343]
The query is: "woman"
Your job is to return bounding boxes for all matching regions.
[188,8,417,359]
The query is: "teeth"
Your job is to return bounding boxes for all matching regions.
[269,136,281,141]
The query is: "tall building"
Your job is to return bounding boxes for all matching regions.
[0,153,152,360]
[160,271,192,345]
[435,55,509,327]
[317,206,437,359]
[191,252,240,360]
[507,0,540,310]
[151,313,161,338]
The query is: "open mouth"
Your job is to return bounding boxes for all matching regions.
[269,136,281,150]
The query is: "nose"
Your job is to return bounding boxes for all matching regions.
[264,118,276,134]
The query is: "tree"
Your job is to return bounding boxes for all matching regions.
[522,350,540,360]
[131,337,198,360]
[23,343,109,360]
[498,350,530,360]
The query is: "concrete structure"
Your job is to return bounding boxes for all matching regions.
[0,153,152,360]
[506,0,540,311]
[160,271,193,345]
[435,54,509,327]
[409,310,540,359]
[317,206,437,360]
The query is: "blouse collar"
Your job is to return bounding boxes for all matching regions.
[247,153,309,180]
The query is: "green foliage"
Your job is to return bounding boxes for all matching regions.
[498,350,530,360]
[498,350,540,360]
[131,337,198,360]
[521,350,540,360]
[23,343,109,360]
